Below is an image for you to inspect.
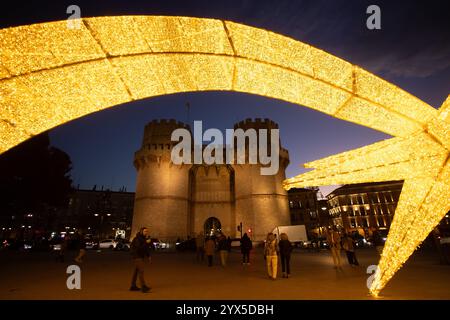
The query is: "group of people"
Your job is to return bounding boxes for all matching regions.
[196,232,242,267]
[195,230,294,280]
[55,232,86,264]
[326,227,360,268]
[127,226,363,294]
[264,232,293,280]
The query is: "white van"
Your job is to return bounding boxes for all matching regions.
[272,225,308,246]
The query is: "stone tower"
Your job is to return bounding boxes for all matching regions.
[132,119,192,241]
[132,118,291,242]
[232,118,291,241]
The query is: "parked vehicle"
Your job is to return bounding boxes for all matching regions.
[49,237,75,251]
[272,225,308,246]
[23,241,33,250]
[98,239,117,249]
[151,238,169,250]
[114,239,130,251]
[176,238,196,252]
[230,238,242,248]
[85,240,98,250]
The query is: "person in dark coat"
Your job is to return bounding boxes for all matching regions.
[342,233,359,266]
[372,230,384,255]
[130,227,151,293]
[278,233,293,278]
[240,233,253,265]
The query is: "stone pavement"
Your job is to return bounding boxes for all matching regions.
[0,247,449,300]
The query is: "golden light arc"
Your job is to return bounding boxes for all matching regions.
[0,16,449,296]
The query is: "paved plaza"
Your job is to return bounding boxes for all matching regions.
[0,247,449,300]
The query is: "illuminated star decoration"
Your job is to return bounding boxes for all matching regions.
[284,95,450,296]
[0,16,448,296]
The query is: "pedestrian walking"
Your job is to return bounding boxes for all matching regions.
[278,233,293,278]
[326,228,342,268]
[264,233,279,280]
[227,236,232,253]
[372,230,384,255]
[204,236,216,267]
[218,234,229,267]
[240,233,252,265]
[129,227,152,293]
[342,233,359,266]
[195,232,205,262]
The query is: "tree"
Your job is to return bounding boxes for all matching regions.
[0,132,73,229]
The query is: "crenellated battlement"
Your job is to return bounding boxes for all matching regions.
[135,118,288,170]
[145,118,191,129]
[141,119,191,147]
[233,118,279,130]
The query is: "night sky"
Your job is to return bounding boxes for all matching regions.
[2,0,449,195]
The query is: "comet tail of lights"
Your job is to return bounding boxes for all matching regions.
[0,16,448,296]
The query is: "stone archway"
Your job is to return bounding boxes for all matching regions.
[204,217,222,237]
[1,16,449,295]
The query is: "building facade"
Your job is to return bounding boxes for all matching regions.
[327,181,403,237]
[287,187,319,238]
[317,199,332,233]
[132,118,291,242]
[63,188,135,238]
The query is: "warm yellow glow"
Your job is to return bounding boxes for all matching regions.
[0,16,448,296]
[284,95,450,296]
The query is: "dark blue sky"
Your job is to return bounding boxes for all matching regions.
[2,0,449,195]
